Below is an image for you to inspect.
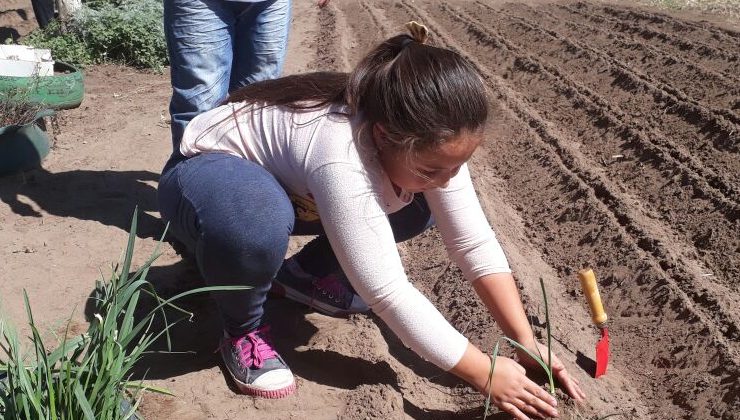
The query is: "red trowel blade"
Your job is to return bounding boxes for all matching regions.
[595,327,609,378]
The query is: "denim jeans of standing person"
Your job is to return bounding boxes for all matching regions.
[163,0,291,162]
[30,0,56,29]
[158,153,434,336]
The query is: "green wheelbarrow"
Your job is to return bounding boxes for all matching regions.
[0,61,84,110]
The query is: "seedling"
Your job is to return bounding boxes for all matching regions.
[483,278,554,419]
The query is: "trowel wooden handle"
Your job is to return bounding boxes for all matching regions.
[578,268,608,327]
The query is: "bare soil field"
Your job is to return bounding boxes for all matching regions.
[1,0,738,418]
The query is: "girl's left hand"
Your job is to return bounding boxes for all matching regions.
[515,341,587,402]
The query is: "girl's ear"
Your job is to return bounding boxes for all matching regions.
[372,123,387,151]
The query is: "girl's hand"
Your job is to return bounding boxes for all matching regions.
[484,356,560,419]
[515,341,587,402]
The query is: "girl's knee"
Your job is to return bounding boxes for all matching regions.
[198,225,290,283]
[164,153,295,283]
[195,181,294,282]
[390,193,434,242]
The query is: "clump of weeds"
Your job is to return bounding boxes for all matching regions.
[0,208,245,419]
[0,94,45,127]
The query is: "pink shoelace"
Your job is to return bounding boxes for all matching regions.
[228,325,278,369]
[313,274,348,304]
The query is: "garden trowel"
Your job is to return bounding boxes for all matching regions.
[578,268,609,378]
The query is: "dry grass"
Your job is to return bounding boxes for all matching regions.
[638,0,740,20]
[0,98,44,127]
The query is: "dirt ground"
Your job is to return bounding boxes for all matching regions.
[1,0,739,419]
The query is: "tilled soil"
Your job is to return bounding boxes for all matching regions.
[1,0,738,419]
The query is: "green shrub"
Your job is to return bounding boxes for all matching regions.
[22,20,93,67]
[22,0,167,70]
[83,0,128,9]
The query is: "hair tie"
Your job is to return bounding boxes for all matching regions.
[405,21,429,44]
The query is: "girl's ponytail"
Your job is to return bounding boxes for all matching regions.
[404,21,429,45]
[346,21,488,153]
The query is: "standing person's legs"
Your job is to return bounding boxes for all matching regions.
[163,0,236,159]
[229,0,291,90]
[30,0,56,29]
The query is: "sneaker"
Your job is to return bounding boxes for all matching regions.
[271,257,370,317]
[218,325,296,398]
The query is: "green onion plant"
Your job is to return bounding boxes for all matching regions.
[483,278,627,419]
[0,209,245,419]
[483,278,555,419]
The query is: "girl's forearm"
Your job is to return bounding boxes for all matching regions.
[472,272,535,345]
[449,342,492,392]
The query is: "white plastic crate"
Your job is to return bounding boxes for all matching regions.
[0,45,55,78]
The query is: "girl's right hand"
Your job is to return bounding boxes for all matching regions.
[480,356,560,419]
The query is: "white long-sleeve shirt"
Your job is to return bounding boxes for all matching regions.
[180,102,511,371]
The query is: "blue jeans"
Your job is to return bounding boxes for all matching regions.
[164,0,291,158]
[158,153,433,335]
